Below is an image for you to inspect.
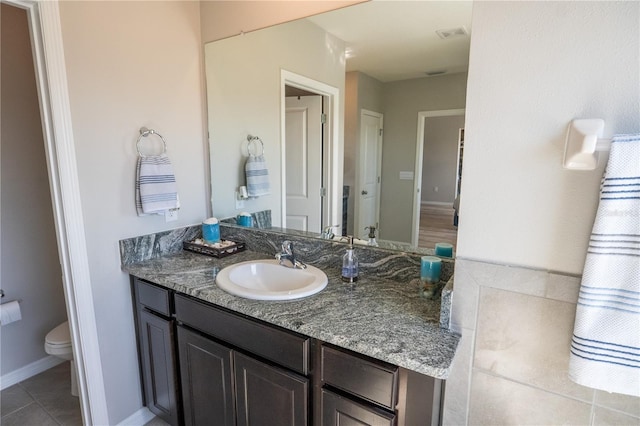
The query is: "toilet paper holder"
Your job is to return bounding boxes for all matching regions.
[0,289,22,304]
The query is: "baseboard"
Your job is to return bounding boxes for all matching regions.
[421,201,453,207]
[117,407,156,426]
[0,355,65,390]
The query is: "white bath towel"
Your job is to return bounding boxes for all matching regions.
[135,154,180,215]
[569,133,640,397]
[245,154,270,197]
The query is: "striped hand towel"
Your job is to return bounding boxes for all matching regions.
[135,154,180,215]
[569,133,640,397]
[245,153,270,197]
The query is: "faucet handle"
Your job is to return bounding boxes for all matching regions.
[281,240,293,254]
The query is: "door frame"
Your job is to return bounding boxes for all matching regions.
[354,109,383,239]
[412,109,465,247]
[3,1,108,423]
[280,70,341,231]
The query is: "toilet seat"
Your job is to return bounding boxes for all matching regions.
[45,321,72,356]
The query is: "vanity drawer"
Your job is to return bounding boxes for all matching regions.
[321,344,398,410]
[135,279,171,316]
[174,294,310,375]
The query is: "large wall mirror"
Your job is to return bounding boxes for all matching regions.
[206,1,472,253]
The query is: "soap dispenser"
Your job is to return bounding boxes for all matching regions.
[341,236,359,283]
[365,226,379,247]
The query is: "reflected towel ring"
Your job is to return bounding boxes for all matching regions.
[136,127,167,157]
[246,135,265,156]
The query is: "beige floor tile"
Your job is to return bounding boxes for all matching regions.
[144,416,171,426]
[474,287,594,401]
[468,371,592,425]
[595,390,640,418]
[593,406,640,426]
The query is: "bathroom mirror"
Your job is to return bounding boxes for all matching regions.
[206,1,471,253]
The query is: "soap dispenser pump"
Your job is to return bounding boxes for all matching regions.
[341,236,359,283]
[365,226,379,247]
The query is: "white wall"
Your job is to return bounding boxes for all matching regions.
[379,73,468,242]
[445,2,640,424]
[58,2,207,423]
[0,3,67,376]
[205,19,345,224]
[457,1,639,274]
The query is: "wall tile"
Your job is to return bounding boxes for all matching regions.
[442,327,474,426]
[595,390,640,418]
[593,406,640,426]
[474,287,594,401]
[451,259,481,332]
[469,371,592,425]
[544,273,581,304]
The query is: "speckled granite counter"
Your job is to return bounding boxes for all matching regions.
[123,247,460,380]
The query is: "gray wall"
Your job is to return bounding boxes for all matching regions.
[379,73,467,242]
[344,71,384,235]
[0,4,67,376]
[421,115,465,204]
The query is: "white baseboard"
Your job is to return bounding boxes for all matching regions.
[117,407,156,426]
[0,355,65,390]
[421,201,453,207]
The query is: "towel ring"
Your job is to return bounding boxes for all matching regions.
[136,127,167,157]
[246,135,265,156]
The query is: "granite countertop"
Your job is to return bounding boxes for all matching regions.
[123,249,460,380]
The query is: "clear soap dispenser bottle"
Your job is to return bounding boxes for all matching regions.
[341,236,359,283]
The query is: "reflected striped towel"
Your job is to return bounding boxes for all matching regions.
[569,133,640,397]
[245,154,270,197]
[135,154,180,215]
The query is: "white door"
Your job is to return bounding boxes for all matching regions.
[355,110,383,240]
[285,96,323,232]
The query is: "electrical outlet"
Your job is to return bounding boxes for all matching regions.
[165,209,178,222]
[235,191,245,209]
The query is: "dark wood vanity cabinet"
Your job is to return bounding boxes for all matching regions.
[132,279,181,426]
[132,277,444,426]
[175,294,310,426]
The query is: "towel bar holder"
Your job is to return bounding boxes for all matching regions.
[563,119,611,170]
[136,127,167,157]
[246,135,265,156]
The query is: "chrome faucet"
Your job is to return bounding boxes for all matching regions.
[275,240,307,269]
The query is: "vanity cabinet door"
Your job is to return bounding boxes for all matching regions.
[139,310,181,426]
[321,389,395,426]
[234,352,309,426]
[177,326,234,426]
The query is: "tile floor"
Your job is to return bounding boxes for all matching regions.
[1,362,82,426]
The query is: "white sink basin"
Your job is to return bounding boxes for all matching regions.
[215,259,328,300]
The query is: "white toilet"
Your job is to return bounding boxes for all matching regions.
[45,321,78,396]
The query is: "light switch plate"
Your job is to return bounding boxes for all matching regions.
[399,171,414,180]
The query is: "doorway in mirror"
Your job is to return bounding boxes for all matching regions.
[418,204,458,251]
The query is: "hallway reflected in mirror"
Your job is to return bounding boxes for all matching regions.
[418,205,458,252]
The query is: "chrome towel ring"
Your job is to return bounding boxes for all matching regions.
[246,135,265,156]
[136,127,167,157]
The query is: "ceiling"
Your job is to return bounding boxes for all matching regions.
[306,1,473,83]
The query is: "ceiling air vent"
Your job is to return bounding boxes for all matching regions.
[436,27,468,40]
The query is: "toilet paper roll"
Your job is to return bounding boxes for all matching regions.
[0,301,22,326]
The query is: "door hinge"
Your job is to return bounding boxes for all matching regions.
[377,176,381,183]
[379,128,383,136]
[321,113,327,124]
[321,187,327,197]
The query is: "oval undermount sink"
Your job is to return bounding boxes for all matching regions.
[215,259,328,300]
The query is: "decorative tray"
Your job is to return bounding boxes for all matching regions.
[183,238,246,258]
